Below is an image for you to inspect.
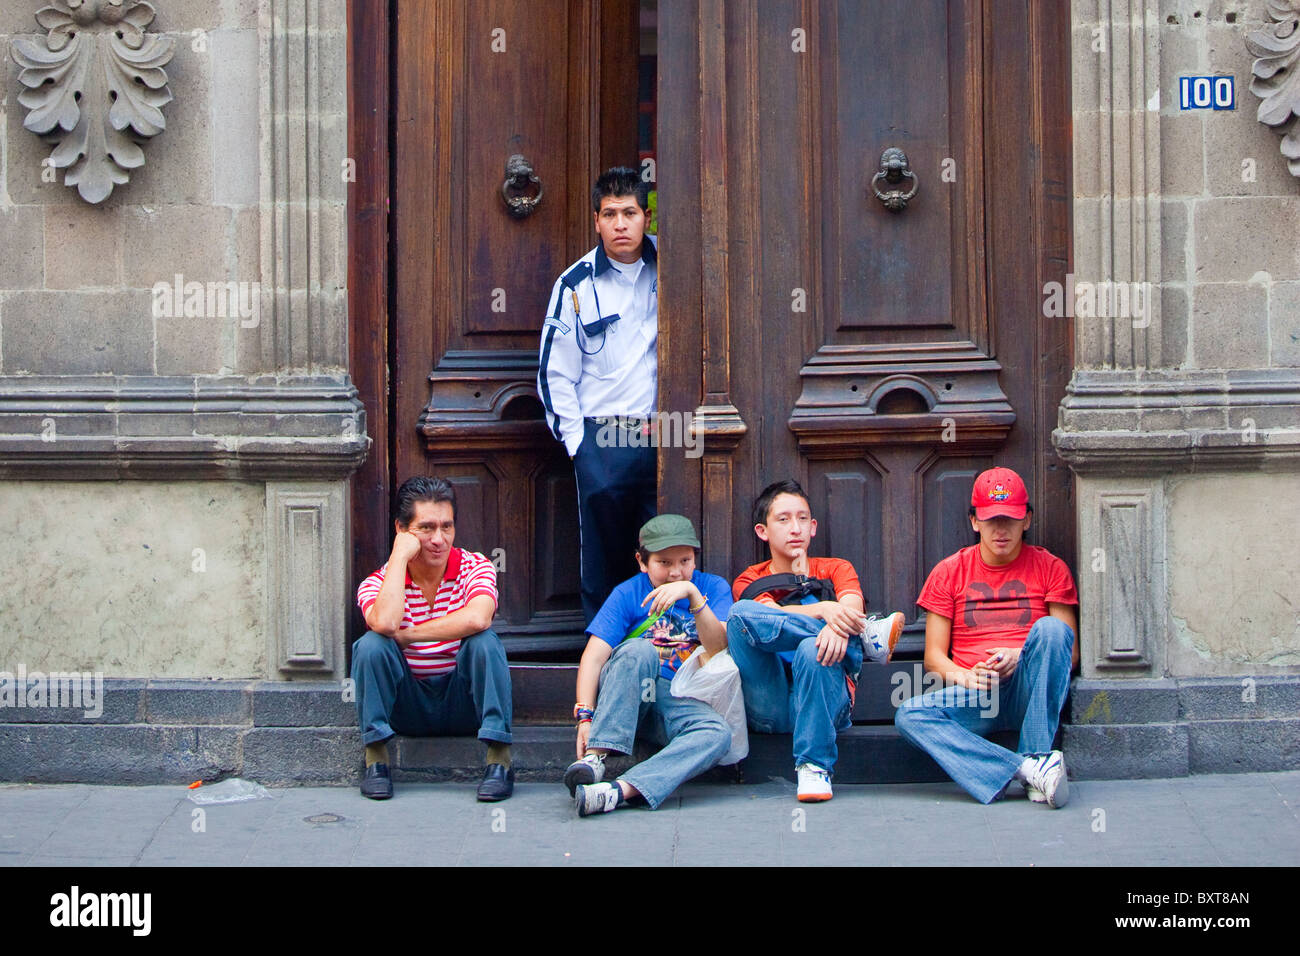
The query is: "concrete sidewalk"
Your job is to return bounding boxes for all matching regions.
[3,771,1297,867]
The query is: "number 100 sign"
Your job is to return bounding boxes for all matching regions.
[1179,75,1235,110]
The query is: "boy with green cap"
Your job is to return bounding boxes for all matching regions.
[564,514,735,815]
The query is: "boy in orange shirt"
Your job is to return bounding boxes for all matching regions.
[728,479,904,802]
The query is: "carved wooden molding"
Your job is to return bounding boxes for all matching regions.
[788,342,1015,454]
[12,0,175,203]
[1246,0,1300,178]
[420,350,554,451]
[691,403,747,454]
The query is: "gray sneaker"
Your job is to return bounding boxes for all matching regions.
[563,752,605,796]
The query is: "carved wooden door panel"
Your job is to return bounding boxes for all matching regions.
[657,0,1074,657]
[391,0,637,650]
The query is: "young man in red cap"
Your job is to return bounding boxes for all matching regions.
[894,467,1079,807]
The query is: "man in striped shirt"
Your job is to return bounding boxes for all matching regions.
[351,476,514,801]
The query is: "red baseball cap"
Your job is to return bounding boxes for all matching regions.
[971,467,1029,520]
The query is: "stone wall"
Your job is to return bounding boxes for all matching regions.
[0,0,363,681]
[1061,0,1300,683]
[1060,0,1299,775]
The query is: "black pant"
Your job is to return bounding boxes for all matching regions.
[573,418,657,626]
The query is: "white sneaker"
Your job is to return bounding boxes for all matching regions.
[1019,751,1069,808]
[1022,780,1048,803]
[796,763,833,802]
[575,781,622,817]
[860,612,905,663]
[563,752,605,796]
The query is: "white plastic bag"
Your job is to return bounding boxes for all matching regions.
[186,778,273,805]
[670,645,748,765]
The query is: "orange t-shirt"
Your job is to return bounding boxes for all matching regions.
[732,557,863,606]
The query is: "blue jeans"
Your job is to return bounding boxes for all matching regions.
[894,616,1074,804]
[351,629,512,746]
[586,639,731,809]
[725,599,864,773]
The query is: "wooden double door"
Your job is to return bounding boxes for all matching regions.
[364,0,1074,654]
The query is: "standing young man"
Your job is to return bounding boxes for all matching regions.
[727,480,906,802]
[351,476,514,802]
[894,467,1079,807]
[537,166,659,626]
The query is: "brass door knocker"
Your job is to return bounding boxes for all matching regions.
[871,147,919,212]
[502,154,543,218]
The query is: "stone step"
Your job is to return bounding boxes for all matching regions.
[514,658,935,723]
[385,724,976,786]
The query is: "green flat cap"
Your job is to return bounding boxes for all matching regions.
[638,514,701,552]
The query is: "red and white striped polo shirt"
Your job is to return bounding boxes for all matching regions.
[356,548,498,678]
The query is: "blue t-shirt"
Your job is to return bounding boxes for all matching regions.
[589,571,734,681]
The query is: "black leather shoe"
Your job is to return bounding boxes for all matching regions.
[361,762,393,800]
[477,763,515,802]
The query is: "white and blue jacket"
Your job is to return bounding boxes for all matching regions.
[537,235,658,456]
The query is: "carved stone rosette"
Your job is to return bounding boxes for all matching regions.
[12,0,175,203]
[1246,0,1300,178]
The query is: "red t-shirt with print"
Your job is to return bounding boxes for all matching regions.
[916,544,1077,670]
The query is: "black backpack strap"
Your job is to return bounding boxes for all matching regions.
[738,573,837,605]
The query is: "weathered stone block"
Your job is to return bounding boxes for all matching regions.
[319,28,348,111]
[1073,110,1101,198]
[1191,282,1268,368]
[1203,82,1300,196]
[150,0,229,32]
[1271,282,1300,367]
[0,207,44,288]
[210,29,261,206]
[0,677,145,724]
[1168,474,1300,675]
[242,727,357,785]
[1161,285,1189,368]
[1180,676,1300,720]
[1070,678,1181,724]
[1073,197,1102,280]
[1,291,154,375]
[251,681,355,727]
[1161,199,1189,283]
[155,314,232,376]
[0,725,240,784]
[123,205,235,289]
[1159,9,1206,83]
[1188,718,1300,773]
[1160,113,1205,197]
[0,1,49,36]
[0,481,268,678]
[43,206,123,289]
[1062,723,1190,779]
[1192,198,1300,283]
[144,680,253,724]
